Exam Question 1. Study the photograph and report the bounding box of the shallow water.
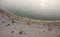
[0,0,60,21]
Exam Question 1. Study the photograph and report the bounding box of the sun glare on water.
[40,0,48,9]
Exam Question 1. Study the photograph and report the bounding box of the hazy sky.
[0,0,60,20]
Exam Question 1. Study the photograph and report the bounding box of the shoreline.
[0,8,60,25]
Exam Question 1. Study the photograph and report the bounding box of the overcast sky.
[0,0,60,20]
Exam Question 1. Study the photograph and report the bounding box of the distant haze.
[0,0,60,21]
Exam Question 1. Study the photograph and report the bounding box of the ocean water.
[0,0,60,21]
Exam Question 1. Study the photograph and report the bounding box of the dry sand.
[0,9,60,37]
